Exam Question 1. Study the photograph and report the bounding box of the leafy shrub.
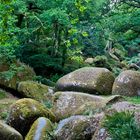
[34,75,55,86]
[0,90,6,99]
[49,73,63,83]
[0,112,8,120]
[17,45,64,78]
[125,96,140,104]
[43,100,53,109]
[128,56,140,64]
[103,111,140,140]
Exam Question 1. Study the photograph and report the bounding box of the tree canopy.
[1,0,140,81]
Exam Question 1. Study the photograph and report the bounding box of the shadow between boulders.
[0,84,24,98]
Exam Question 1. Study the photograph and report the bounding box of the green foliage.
[128,56,140,64]
[103,111,140,140]
[0,64,24,81]
[0,0,19,81]
[0,46,16,61]
[41,8,70,27]
[49,73,63,83]
[0,112,8,120]
[0,0,19,48]
[0,90,6,99]
[97,0,140,58]
[43,100,53,109]
[1,0,140,81]
[125,96,140,104]
[13,0,94,79]
[34,76,55,86]
[46,123,58,140]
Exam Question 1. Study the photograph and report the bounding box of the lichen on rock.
[17,81,53,102]
[55,114,104,140]
[52,91,122,121]
[55,67,115,95]
[112,70,140,96]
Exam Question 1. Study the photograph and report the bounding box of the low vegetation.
[103,111,140,140]
[125,96,140,104]
[0,90,7,99]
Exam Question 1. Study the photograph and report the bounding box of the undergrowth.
[103,111,140,140]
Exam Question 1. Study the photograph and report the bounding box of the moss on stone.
[112,70,140,96]
[7,98,55,136]
[17,81,53,102]
[0,60,36,90]
[95,71,115,95]
[25,117,53,140]
[56,67,115,95]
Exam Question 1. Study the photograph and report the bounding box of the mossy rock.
[0,121,23,140]
[17,81,53,102]
[0,60,36,90]
[52,91,122,121]
[25,117,53,140]
[112,70,140,96]
[92,55,111,69]
[85,58,94,64]
[0,98,18,121]
[55,114,103,140]
[6,98,55,137]
[55,67,115,95]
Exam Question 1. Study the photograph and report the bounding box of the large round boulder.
[55,114,104,140]
[0,121,23,140]
[17,81,53,102]
[55,67,114,95]
[25,117,53,140]
[112,70,140,96]
[6,98,55,136]
[53,91,122,121]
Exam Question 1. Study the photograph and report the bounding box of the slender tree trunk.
[52,22,59,56]
[62,29,68,67]
[16,14,24,27]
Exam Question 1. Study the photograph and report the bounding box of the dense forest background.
[1,0,140,83]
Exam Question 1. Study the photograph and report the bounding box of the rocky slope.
[0,65,140,140]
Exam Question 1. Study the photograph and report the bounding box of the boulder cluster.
[0,66,140,140]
